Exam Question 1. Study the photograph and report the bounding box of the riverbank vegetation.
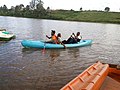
[0,0,120,24]
[48,10,120,24]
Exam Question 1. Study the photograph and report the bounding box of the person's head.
[57,33,61,37]
[51,30,56,36]
[76,32,80,36]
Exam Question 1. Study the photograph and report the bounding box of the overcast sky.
[0,0,120,12]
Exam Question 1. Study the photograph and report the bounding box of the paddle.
[42,42,46,54]
[61,42,66,49]
[42,35,50,53]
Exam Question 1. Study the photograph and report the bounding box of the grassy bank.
[47,10,120,24]
[1,10,120,24]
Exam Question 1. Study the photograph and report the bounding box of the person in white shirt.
[57,33,66,48]
[75,32,82,42]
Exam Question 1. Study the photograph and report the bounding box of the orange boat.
[61,61,120,90]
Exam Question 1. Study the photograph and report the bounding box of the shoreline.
[1,11,120,24]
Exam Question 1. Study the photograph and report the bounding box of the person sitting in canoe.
[46,30,58,44]
[74,32,82,42]
[62,32,82,44]
[57,33,66,48]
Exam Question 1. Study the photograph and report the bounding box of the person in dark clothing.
[62,32,82,44]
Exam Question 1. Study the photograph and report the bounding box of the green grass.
[1,10,120,24]
[48,10,120,24]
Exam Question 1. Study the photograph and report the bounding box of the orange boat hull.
[61,61,120,90]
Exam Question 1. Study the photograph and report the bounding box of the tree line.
[0,0,111,19]
[0,0,50,18]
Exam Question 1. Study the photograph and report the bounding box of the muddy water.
[0,16,120,90]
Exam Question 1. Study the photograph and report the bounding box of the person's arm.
[46,35,51,39]
[72,33,76,37]
[60,42,66,49]
[72,33,78,42]
[81,36,82,39]
[58,37,66,49]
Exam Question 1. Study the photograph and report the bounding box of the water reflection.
[0,41,8,46]
[22,48,39,54]
[49,49,60,61]
[67,48,80,58]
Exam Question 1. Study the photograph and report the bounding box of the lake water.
[0,16,120,90]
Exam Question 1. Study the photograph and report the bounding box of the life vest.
[52,35,58,44]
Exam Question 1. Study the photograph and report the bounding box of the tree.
[11,6,15,10]
[46,6,51,13]
[80,7,82,11]
[29,0,46,18]
[37,0,44,5]
[104,7,110,12]
[19,4,24,10]
[2,5,8,12]
[9,6,15,15]
[25,5,30,11]
[70,9,74,11]
[15,5,20,12]
[36,1,44,11]
[30,0,44,10]
[30,0,35,10]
